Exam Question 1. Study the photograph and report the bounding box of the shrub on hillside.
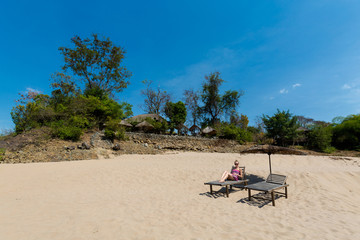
[145,117,168,134]
[104,118,128,141]
[0,148,5,162]
[10,34,133,141]
[51,122,83,141]
[307,125,333,152]
[220,124,252,144]
[104,129,116,141]
[332,115,360,150]
[11,94,54,133]
[323,146,336,154]
[11,88,132,140]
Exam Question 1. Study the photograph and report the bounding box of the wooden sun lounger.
[204,167,248,197]
[245,174,289,206]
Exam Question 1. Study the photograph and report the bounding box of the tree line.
[262,110,360,152]
[9,34,360,152]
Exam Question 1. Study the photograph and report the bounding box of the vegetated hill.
[0,127,358,164]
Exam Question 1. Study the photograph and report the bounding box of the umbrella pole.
[268,153,272,175]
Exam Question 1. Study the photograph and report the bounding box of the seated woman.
[219,160,243,182]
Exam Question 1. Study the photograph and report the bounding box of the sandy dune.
[0,152,359,240]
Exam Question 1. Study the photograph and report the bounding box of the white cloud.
[342,84,351,90]
[292,83,301,88]
[280,88,288,94]
[26,88,41,94]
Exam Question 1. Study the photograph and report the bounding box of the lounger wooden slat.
[245,173,289,206]
[204,179,249,197]
[204,167,248,197]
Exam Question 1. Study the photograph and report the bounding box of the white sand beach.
[0,152,359,240]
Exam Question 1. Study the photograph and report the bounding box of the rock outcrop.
[0,130,250,164]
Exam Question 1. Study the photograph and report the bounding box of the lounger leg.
[248,189,251,201]
[226,185,229,197]
[285,187,288,199]
[210,185,213,195]
[271,192,275,206]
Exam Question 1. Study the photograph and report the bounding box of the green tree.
[332,114,360,150]
[11,90,54,133]
[239,114,249,129]
[220,123,252,144]
[50,72,80,112]
[307,125,333,152]
[11,35,133,139]
[145,117,168,134]
[201,72,243,125]
[230,112,249,129]
[262,109,299,146]
[104,118,128,142]
[165,101,187,134]
[59,34,131,96]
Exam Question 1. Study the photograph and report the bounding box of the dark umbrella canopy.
[240,145,307,174]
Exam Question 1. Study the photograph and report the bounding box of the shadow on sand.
[237,192,286,208]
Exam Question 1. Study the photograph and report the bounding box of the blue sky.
[1,0,360,130]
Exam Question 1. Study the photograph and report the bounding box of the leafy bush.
[221,124,238,140]
[69,115,90,129]
[51,121,83,141]
[0,148,5,161]
[165,101,187,134]
[104,129,116,141]
[115,128,128,141]
[84,84,107,100]
[262,109,299,146]
[10,35,133,141]
[307,126,333,152]
[220,124,252,144]
[104,118,128,141]
[145,117,168,134]
[237,129,252,144]
[323,146,336,154]
[11,104,37,134]
[332,115,360,150]
[56,126,83,141]
[11,85,132,140]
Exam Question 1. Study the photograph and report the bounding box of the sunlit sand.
[0,152,359,240]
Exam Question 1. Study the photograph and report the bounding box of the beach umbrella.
[240,145,306,174]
